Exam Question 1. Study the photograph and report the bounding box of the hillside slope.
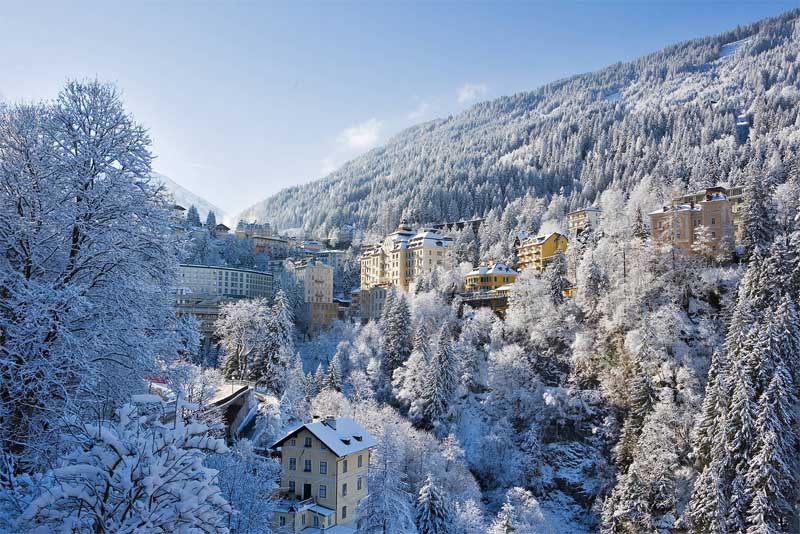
[238,9,799,235]
[152,172,227,220]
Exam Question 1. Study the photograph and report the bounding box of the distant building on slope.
[567,207,602,238]
[213,223,230,238]
[286,259,338,335]
[464,261,518,292]
[270,416,376,533]
[649,186,738,256]
[514,232,569,273]
[359,220,452,292]
[175,264,273,344]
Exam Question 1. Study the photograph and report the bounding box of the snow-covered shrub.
[21,397,231,533]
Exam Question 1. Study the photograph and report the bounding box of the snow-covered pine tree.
[415,473,453,534]
[314,364,326,394]
[357,424,415,534]
[545,249,569,305]
[740,169,775,260]
[186,204,202,227]
[488,502,516,534]
[420,325,458,430]
[205,210,217,231]
[326,351,344,392]
[744,367,797,533]
[381,288,412,388]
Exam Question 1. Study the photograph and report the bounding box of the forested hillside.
[239,9,800,236]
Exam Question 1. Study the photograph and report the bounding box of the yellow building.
[649,186,736,256]
[287,259,338,335]
[567,207,601,238]
[360,220,452,292]
[464,262,518,292]
[271,417,376,533]
[514,232,569,273]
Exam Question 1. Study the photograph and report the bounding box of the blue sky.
[0,1,795,215]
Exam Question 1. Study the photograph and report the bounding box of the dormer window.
[341,438,351,445]
[353,435,362,441]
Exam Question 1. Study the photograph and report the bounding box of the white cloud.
[457,82,488,104]
[338,118,383,150]
[407,100,431,121]
[320,157,338,176]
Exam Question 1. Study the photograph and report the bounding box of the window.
[290,438,296,446]
[304,437,312,448]
[357,477,363,491]
[288,480,295,492]
[320,461,328,474]
[302,515,306,526]
[358,455,363,468]
[280,517,286,527]
[289,458,296,471]
[342,506,347,519]
[304,459,312,472]
[314,515,319,527]
[711,217,716,224]
[319,485,327,499]
[343,460,348,473]
[342,483,348,496]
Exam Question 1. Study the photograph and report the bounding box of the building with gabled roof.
[514,232,568,273]
[464,261,518,292]
[567,206,601,238]
[270,416,376,533]
[649,186,737,256]
[359,220,452,292]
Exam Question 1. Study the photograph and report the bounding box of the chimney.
[324,416,337,430]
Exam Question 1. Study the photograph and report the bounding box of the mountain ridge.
[238,9,800,235]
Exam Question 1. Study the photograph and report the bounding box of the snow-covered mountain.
[238,9,799,235]
[152,172,226,221]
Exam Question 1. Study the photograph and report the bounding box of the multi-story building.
[360,221,452,292]
[649,186,737,255]
[464,261,518,292]
[316,249,346,269]
[175,264,273,341]
[235,220,272,240]
[353,286,387,323]
[514,232,569,273]
[213,223,230,238]
[460,284,514,318]
[271,417,376,533]
[666,185,744,241]
[287,260,338,335]
[235,220,291,258]
[567,207,602,238]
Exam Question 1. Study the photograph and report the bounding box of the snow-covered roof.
[567,206,601,216]
[495,284,515,292]
[467,262,518,277]
[407,228,452,249]
[520,232,564,246]
[649,204,701,216]
[271,417,377,457]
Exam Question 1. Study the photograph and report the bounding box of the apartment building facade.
[649,186,736,255]
[464,261,518,292]
[271,417,376,533]
[175,264,273,340]
[514,232,569,273]
[359,220,452,292]
[567,207,602,238]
